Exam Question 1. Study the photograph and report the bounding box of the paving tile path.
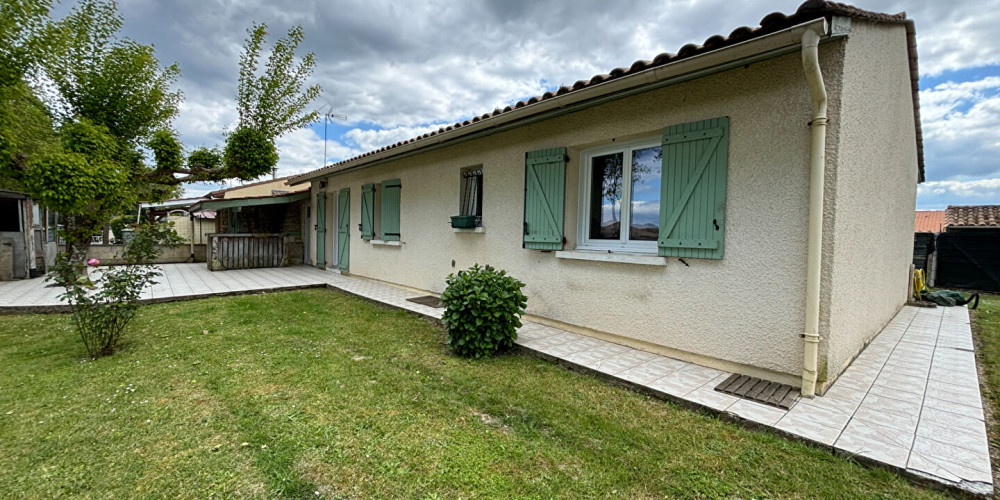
[0,264,991,496]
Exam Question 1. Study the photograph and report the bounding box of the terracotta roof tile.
[914,210,945,233]
[945,205,1000,228]
[295,0,922,183]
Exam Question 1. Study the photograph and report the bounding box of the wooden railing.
[207,233,294,271]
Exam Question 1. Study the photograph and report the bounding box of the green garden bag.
[920,290,980,309]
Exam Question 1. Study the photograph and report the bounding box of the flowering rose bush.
[49,221,182,358]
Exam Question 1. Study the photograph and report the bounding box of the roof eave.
[188,192,310,212]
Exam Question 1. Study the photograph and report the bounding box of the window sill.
[554,250,666,266]
[371,239,401,247]
[452,227,485,233]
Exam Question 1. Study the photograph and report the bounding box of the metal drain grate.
[406,295,445,308]
[715,374,799,409]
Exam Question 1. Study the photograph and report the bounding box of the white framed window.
[577,138,662,253]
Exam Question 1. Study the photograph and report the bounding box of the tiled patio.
[0,264,991,495]
[0,264,334,312]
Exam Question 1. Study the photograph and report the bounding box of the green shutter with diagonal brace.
[380,179,401,241]
[658,117,729,259]
[315,192,326,267]
[523,147,566,250]
[361,183,375,240]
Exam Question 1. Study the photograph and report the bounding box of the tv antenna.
[319,103,347,169]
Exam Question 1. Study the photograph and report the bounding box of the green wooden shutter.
[361,183,375,240]
[658,116,729,259]
[380,179,401,241]
[338,188,350,272]
[315,192,326,267]
[523,147,566,250]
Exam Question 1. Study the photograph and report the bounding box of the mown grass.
[971,292,1000,491]
[0,289,947,498]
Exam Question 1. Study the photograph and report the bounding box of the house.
[138,197,215,243]
[936,205,1000,292]
[132,177,311,267]
[0,190,58,280]
[290,1,921,396]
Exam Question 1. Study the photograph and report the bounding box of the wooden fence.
[207,233,293,271]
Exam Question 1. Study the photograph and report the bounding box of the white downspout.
[801,24,827,398]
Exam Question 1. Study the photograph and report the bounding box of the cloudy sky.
[110,0,1000,209]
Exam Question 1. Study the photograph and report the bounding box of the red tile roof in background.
[914,211,944,233]
[945,205,1000,228]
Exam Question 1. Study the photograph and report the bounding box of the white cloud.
[275,128,363,176]
[343,124,445,151]
[172,93,237,148]
[919,77,1000,122]
[109,0,1000,208]
[901,4,1000,76]
[917,179,1000,209]
[178,182,222,199]
[919,178,1000,197]
[919,75,1000,182]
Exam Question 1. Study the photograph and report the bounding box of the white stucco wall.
[821,20,918,388]
[305,43,859,383]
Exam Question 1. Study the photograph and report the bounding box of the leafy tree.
[23,119,129,260]
[2,0,180,259]
[0,0,53,87]
[0,81,60,187]
[223,23,321,177]
[1,0,322,262]
[235,24,321,138]
[147,23,322,185]
[222,127,278,180]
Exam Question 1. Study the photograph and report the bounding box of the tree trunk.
[63,214,93,267]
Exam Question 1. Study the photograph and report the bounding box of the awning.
[187,192,309,212]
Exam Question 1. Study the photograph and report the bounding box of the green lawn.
[0,289,946,499]
[971,293,1000,489]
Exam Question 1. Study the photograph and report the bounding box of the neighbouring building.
[0,190,59,281]
[290,1,922,395]
[135,176,310,266]
[206,175,308,200]
[935,205,1000,292]
[912,210,944,282]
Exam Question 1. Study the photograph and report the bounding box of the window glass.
[460,168,483,224]
[629,146,662,241]
[588,152,623,240]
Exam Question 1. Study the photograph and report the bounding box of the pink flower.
[87,258,100,266]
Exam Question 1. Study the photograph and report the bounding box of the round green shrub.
[440,264,527,358]
[223,126,278,180]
